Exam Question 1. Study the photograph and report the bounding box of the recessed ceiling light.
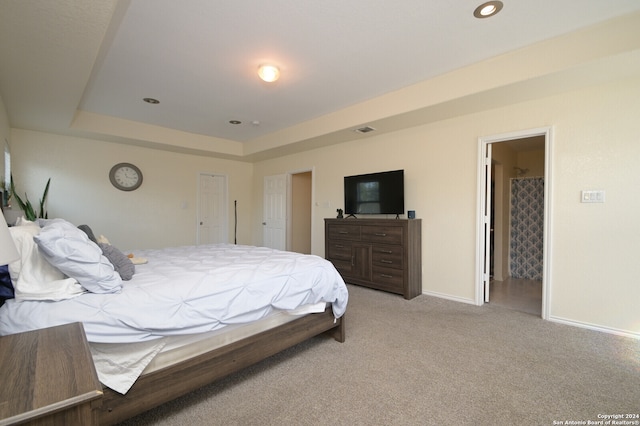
[257,64,280,82]
[474,1,503,18]
[143,97,159,104]
[229,120,242,125]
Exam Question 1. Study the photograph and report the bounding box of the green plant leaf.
[10,176,51,221]
[38,178,51,219]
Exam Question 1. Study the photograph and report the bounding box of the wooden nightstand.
[0,322,103,426]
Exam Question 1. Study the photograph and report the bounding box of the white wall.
[0,96,9,189]
[252,75,640,337]
[9,129,253,250]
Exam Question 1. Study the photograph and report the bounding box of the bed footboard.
[98,311,345,425]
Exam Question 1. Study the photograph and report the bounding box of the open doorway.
[476,127,552,319]
[290,171,312,254]
[490,137,544,315]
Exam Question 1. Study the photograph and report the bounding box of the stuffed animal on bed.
[95,233,148,265]
[78,224,136,280]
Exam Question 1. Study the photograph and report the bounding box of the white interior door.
[198,173,227,244]
[482,143,492,302]
[263,174,288,250]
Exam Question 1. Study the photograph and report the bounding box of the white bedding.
[0,244,349,343]
[89,302,326,394]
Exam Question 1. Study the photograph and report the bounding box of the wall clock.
[109,163,143,191]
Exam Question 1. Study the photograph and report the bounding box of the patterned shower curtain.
[509,177,544,280]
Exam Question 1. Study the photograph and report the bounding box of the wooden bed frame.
[98,310,345,425]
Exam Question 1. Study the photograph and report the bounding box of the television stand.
[325,218,422,299]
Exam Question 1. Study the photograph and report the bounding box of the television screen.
[344,170,404,216]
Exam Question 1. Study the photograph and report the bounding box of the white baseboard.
[548,315,640,340]
[422,291,639,339]
[421,290,476,305]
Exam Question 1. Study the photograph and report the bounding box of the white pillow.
[34,220,122,294]
[8,224,85,301]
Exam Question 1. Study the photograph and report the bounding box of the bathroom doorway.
[476,127,552,318]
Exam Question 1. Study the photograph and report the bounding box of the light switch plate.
[581,190,605,203]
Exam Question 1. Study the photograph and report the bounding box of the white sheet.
[0,244,349,343]
[8,223,85,301]
[89,302,327,394]
[90,338,166,394]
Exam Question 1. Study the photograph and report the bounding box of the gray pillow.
[78,224,97,243]
[98,242,135,281]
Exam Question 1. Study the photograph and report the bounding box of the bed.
[0,219,348,425]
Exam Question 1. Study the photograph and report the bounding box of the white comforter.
[0,244,348,343]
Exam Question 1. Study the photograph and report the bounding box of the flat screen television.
[344,169,404,216]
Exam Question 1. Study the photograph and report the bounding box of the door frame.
[288,168,314,254]
[475,127,553,320]
[286,167,314,252]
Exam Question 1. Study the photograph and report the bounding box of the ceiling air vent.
[354,126,376,134]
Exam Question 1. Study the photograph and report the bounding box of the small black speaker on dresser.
[408,210,416,219]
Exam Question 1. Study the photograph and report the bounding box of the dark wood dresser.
[0,322,103,426]
[325,218,422,299]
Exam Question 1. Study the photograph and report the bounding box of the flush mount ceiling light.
[474,1,503,18]
[257,64,280,82]
[143,97,159,104]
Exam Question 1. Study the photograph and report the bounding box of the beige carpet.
[117,284,639,426]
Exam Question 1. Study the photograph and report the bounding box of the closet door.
[198,173,227,244]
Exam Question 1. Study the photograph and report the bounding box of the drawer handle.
[374,233,387,237]
[380,274,393,279]
[338,231,349,234]
[335,244,345,248]
[379,249,393,254]
[381,259,393,264]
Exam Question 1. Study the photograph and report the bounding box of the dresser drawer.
[327,240,352,261]
[361,225,403,245]
[331,259,355,278]
[371,245,403,269]
[328,224,361,241]
[371,265,404,290]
